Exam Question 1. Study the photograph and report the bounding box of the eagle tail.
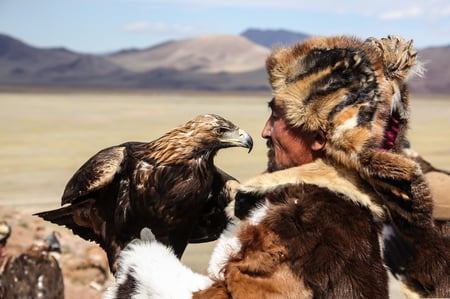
[34,201,102,245]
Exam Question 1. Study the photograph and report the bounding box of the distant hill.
[0,31,449,94]
[0,34,129,88]
[105,35,270,74]
[0,33,270,91]
[241,28,310,48]
[408,46,450,94]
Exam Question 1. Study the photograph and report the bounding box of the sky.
[1,0,450,54]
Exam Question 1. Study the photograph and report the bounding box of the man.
[104,35,449,298]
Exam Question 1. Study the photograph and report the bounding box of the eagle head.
[150,114,253,164]
[190,114,253,152]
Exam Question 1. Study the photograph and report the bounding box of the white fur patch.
[332,111,358,141]
[387,272,421,299]
[208,221,242,280]
[104,241,212,299]
[407,59,425,81]
[247,200,270,226]
[391,84,402,115]
[208,201,270,280]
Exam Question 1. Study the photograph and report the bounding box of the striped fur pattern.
[266,35,422,153]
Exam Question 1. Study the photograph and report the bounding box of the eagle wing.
[62,145,126,205]
[188,167,236,243]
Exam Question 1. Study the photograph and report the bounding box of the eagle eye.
[214,127,228,135]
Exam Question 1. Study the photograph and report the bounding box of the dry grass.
[0,90,449,277]
[0,90,271,211]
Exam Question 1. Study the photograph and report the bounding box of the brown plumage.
[0,232,64,299]
[35,114,253,272]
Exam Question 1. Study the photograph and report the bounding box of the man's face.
[262,101,319,172]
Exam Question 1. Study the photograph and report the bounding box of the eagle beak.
[221,129,253,153]
[238,129,253,153]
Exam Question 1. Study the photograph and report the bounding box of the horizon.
[1,0,450,54]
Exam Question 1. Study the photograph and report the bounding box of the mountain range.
[0,29,449,94]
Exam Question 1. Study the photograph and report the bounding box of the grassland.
[1,90,449,275]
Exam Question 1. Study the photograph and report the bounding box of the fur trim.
[208,201,271,280]
[239,158,385,220]
[207,220,242,280]
[103,240,212,299]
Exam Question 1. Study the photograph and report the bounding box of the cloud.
[435,5,450,16]
[378,7,423,20]
[123,21,197,35]
[131,0,450,19]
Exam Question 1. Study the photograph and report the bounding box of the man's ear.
[311,130,326,151]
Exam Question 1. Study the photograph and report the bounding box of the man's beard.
[266,139,291,172]
[266,139,284,173]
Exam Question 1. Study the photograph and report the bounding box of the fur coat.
[104,159,389,299]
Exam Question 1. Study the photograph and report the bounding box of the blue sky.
[1,0,450,54]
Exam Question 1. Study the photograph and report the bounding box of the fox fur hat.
[267,35,423,155]
[266,35,432,228]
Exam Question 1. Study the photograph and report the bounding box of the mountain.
[0,31,449,94]
[241,28,310,48]
[105,35,270,74]
[0,33,270,90]
[408,46,450,94]
[0,34,129,88]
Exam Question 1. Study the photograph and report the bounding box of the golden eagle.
[35,114,253,272]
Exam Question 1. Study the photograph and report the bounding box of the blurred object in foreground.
[0,231,64,299]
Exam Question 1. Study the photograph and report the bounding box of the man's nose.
[261,119,271,139]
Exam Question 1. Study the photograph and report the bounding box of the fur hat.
[266,35,423,154]
[266,35,432,228]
